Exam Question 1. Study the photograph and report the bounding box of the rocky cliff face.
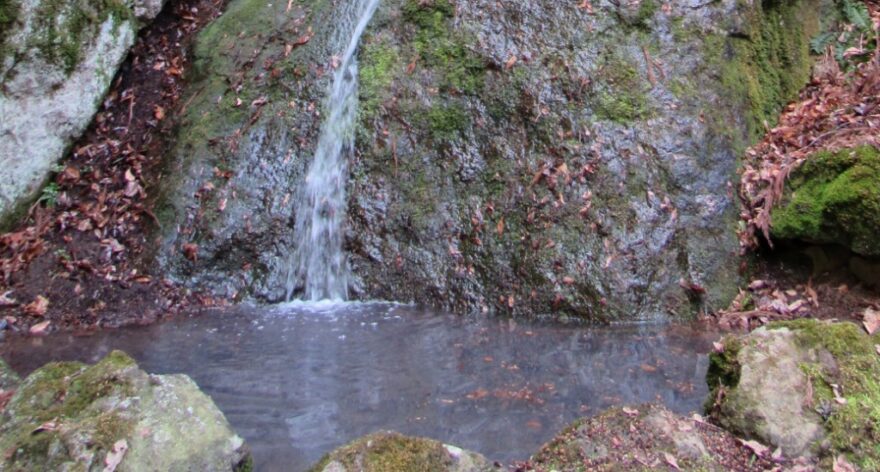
[0,0,165,226]
[157,0,826,320]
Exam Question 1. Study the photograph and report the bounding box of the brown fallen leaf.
[663,452,680,470]
[32,421,59,435]
[154,105,165,121]
[24,296,49,317]
[496,217,505,236]
[863,307,880,335]
[739,438,769,457]
[0,291,17,307]
[182,243,199,262]
[29,320,50,336]
[504,55,517,70]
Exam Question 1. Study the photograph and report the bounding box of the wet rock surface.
[309,431,495,472]
[155,0,828,321]
[0,350,250,471]
[0,0,166,225]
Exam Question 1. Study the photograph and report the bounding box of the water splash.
[287,0,380,301]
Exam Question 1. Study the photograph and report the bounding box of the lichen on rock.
[771,145,880,256]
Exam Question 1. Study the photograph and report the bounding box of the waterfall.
[287,0,380,301]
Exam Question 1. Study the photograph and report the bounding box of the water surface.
[1,303,719,471]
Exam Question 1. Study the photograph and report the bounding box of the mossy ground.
[772,145,880,256]
[590,52,651,123]
[308,432,454,472]
[0,0,19,58]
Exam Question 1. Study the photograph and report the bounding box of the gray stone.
[708,327,825,458]
[0,0,165,226]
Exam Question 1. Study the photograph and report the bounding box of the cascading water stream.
[287,0,380,302]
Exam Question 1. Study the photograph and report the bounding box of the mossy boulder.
[528,404,773,471]
[707,320,880,469]
[0,0,166,227]
[0,350,250,471]
[771,145,880,256]
[308,431,494,472]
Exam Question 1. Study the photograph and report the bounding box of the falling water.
[287,0,381,301]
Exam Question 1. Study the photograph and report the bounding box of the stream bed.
[0,303,720,470]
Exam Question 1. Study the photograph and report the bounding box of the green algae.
[771,146,880,256]
[427,102,468,140]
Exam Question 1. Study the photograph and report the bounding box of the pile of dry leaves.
[739,12,880,250]
[0,0,226,334]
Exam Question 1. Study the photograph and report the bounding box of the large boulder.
[771,145,880,256]
[308,431,494,472]
[0,0,166,226]
[706,320,880,469]
[0,350,251,471]
[526,404,773,471]
[155,0,828,320]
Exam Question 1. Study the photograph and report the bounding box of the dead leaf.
[24,296,49,317]
[863,307,880,335]
[0,291,17,307]
[504,55,517,70]
[32,421,59,435]
[153,105,165,121]
[496,217,505,236]
[182,243,199,262]
[29,320,50,336]
[663,452,680,470]
[622,407,638,417]
[103,439,128,472]
[739,439,769,457]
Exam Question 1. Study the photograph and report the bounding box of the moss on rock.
[308,431,492,472]
[705,0,821,146]
[0,351,250,471]
[708,320,880,469]
[771,145,880,256]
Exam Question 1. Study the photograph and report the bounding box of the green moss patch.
[308,432,455,472]
[359,34,400,122]
[403,0,486,94]
[767,320,880,469]
[710,0,820,143]
[771,145,880,256]
[590,52,651,123]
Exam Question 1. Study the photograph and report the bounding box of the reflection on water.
[0,303,720,471]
